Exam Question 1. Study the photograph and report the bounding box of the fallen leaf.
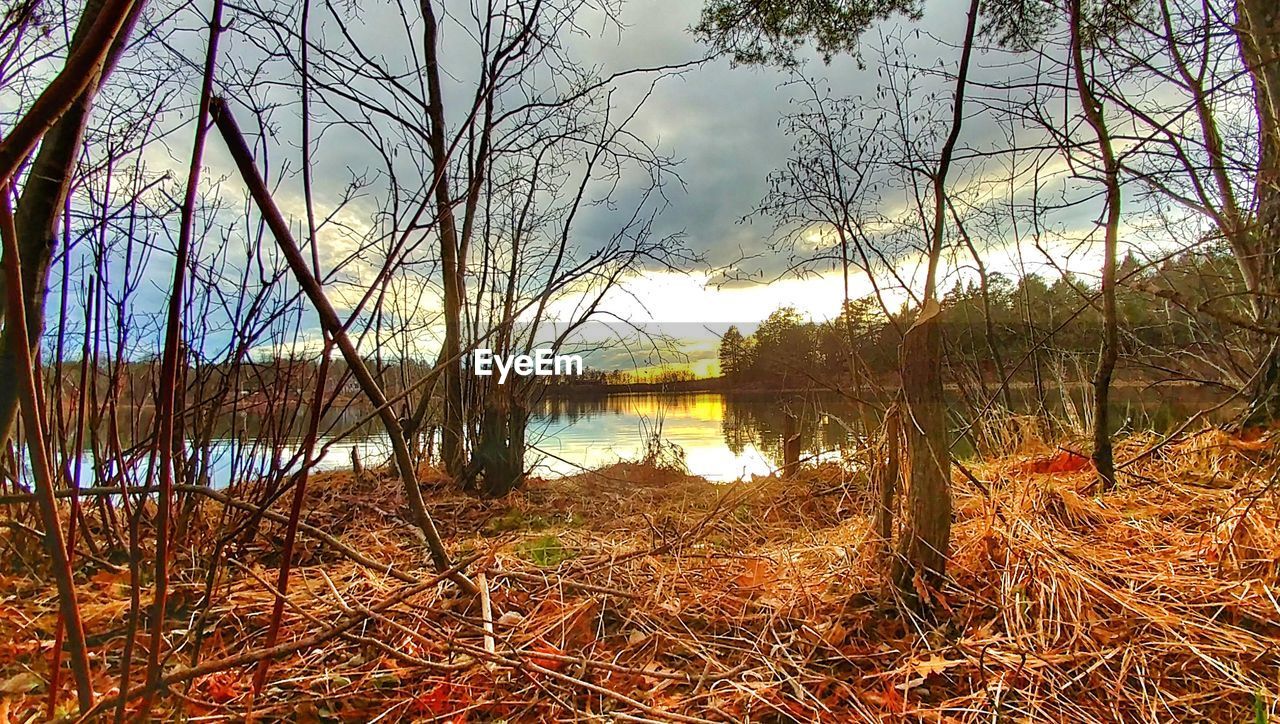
[733,559,773,589]
[0,672,42,694]
[913,653,965,677]
[199,672,239,703]
[1019,450,1091,475]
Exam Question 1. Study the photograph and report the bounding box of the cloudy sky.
[42,0,1161,372]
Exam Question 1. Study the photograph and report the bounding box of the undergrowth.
[0,427,1277,722]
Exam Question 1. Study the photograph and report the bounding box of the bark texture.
[892,308,952,602]
[1237,0,1280,424]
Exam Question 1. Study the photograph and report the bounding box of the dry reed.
[0,428,1277,722]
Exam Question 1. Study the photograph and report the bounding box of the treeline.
[721,248,1248,393]
[544,367,699,389]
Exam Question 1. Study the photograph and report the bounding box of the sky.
[30,0,1182,373]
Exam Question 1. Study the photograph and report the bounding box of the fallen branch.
[208,96,476,596]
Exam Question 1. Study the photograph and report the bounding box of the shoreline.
[544,376,1228,397]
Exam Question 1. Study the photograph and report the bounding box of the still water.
[169,392,867,486]
[528,392,870,479]
[517,388,1224,479]
[119,388,1227,487]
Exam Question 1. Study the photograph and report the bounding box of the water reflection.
[529,392,874,480]
[526,386,1234,480]
[40,388,1235,489]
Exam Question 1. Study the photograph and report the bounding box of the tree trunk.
[210,97,476,596]
[1236,0,1280,425]
[1070,0,1121,492]
[892,310,952,602]
[138,1,222,716]
[0,0,142,450]
[421,0,468,480]
[0,191,96,717]
[781,412,801,476]
[873,401,901,558]
[886,0,978,608]
[952,201,1014,411]
[471,393,528,498]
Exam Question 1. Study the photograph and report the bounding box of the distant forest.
[718,248,1248,396]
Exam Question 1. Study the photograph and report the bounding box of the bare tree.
[696,0,990,606]
[1068,0,1122,491]
[0,0,144,451]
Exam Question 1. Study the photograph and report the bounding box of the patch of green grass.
[517,535,576,567]
[487,508,540,534]
[487,508,585,534]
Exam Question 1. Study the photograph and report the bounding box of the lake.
[103,386,1228,488]
[154,392,866,487]
[527,392,872,479]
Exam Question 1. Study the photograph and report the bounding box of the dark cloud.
[60,0,1099,363]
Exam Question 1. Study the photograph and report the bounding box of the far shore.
[543,375,1228,397]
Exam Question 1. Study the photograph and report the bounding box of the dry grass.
[1,428,1278,722]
